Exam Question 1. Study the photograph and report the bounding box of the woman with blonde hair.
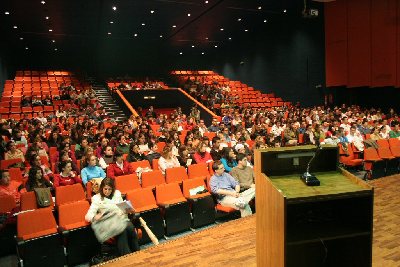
[158,146,180,174]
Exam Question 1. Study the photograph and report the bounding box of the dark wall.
[210,15,326,107]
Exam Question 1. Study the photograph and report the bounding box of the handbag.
[33,187,52,207]
[91,211,129,243]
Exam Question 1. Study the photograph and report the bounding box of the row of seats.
[14,70,72,76]
[171,70,216,75]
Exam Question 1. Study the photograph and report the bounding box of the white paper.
[116,200,134,212]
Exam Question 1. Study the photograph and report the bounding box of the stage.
[101,174,400,267]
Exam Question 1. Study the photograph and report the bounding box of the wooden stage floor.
[102,174,400,267]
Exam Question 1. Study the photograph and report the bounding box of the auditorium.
[0,0,399,266]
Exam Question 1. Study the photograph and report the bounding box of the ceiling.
[0,0,320,56]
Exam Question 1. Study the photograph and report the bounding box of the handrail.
[115,89,139,117]
[177,88,220,120]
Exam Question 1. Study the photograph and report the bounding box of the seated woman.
[55,151,80,174]
[85,178,139,256]
[193,142,213,164]
[4,141,25,167]
[98,145,114,170]
[116,135,130,155]
[220,147,238,173]
[107,152,134,179]
[81,155,106,186]
[53,161,82,187]
[127,143,146,163]
[176,145,193,168]
[26,166,53,192]
[158,146,181,175]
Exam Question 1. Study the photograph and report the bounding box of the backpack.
[34,188,52,207]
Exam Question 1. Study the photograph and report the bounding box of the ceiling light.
[187,13,191,16]
[13,26,17,29]
[264,19,267,23]
[110,21,114,24]
[54,48,58,51]
[238,18,242,21]
[220,28,224,31]
[205,37,209,40]
[41,1,46,4]
[5,11,10,15]
[258,6,262,10]
[25,47,29,50]
[283,9,287,13]
[134,33,138,37]
[108,32,111,35]
[20,37,23,40]
[245,29,248,32]
[141,23,145,26]
[52,40,55,43]
[172,25,176,28]
[214,45,218,48]
[201,52,205,55]
[150,10,155,14]
[205,1,208,3]
[191,45,195,48]
[45,16,49,19]
[228,37,232,40]
[179,52,183,55]
[159,35,163,38]
[112,6,117,11]
[49,29,53,32]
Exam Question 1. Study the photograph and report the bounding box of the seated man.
[230,153,255,192]
[209,161,255,217]
[0,170,25,206]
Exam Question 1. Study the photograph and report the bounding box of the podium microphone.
[300,143,322,186]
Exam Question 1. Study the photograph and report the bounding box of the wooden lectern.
[255,145,373,267]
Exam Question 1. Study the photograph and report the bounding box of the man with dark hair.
[145,143,161,164]
[209,160,255,217]
[389,123,400,139]
[231,153,255,192]
[0,170,25,206]
[210,136,222,161]
[207,118,220,133]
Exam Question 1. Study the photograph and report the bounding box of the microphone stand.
[300,144,321,186]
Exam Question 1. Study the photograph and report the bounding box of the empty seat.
[187,163,210,180]
[165,166,188,184]
[58,200,100,266]
[0,195,16,213]
[182,178,215,228]
[363,147,385,179]
[130,160,151,172]
[55,183,86,207]
[377,147,399,176]
[155,183,191,236]
[17,208,65,267]
[141,170,165,189]
[338,143,363,168]
[20,191,54,211]
[115,173,141,195]
[126,188,164,244]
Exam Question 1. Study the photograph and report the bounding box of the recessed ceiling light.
[13,26,17,29]
[238,18,242,21]
[52,40,55,43]
[228,37,232,40]
[110,21,114,24]
[245,29,248,32]
[150,10,155,14]
[41,1,46,4]
[134,33,138,37]
[5,11,10,15]
[179,52,183,55]
[172,25,176,28]
[220,28,224,31]
[214,45,218,48]
[205,37,209,40]
[54,48,58,51]
[25,47,29,50]
[191,45,195,48]
[201,52,205,55]
[49,29,53,32]
[45,16,49,19]
[112,6,117,11]
[141,23,145,26]
[205,1,208,3]
[20,37,23,40]
[258,6,262,10]
[264,19,267,23]
[187,13,191,16]
[283,9,287,13]
[159,35,163,38]
[108,32,111,35]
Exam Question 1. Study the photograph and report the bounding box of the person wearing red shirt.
[193,141,213,164]
[53,161,82,187]
[0,170,25,206]
[107,152,134,179]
